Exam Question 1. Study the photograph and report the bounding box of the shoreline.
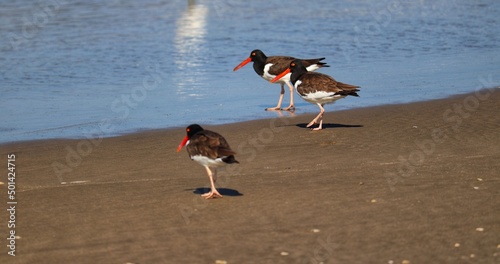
[1,88,499,263]
[2,88,497,146]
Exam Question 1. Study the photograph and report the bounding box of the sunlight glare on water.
[0,0,499,143]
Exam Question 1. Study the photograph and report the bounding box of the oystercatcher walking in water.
[177,124,239,199]
[233,49,329,111]
[271,59,360,131]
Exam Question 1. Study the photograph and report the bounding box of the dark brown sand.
[1,88,499,264]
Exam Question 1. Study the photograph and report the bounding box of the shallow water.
[1,0,499,143]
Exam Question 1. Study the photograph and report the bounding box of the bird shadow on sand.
[190,188,244,197]
[295,123,363,129]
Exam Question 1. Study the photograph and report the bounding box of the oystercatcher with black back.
[177,124,239,199]
[271,59,360,130]
[233,49,329,111]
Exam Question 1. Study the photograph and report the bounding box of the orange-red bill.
[270,68,291,83]
[176,135,189,152]
[233,57,252,71]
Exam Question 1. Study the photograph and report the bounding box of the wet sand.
[1,88,499,263]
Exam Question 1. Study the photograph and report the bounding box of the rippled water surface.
[1,0,499,143]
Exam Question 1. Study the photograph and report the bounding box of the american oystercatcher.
[177,124,239,199]
[271,59,360,131]
[233,49,329,111]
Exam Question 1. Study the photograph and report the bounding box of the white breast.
[294,80,302,90]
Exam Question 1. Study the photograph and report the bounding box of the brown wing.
[267,56,327,75]
[186,130,236,159]
[297,72,360,96]
[266,56,295,76]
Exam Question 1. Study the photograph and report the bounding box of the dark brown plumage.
[258,54,328,77]
[186,129,238,164]
[294,72,360,97]
[177,124,238,199]
[271,59,360,130]
[233,49,329,110]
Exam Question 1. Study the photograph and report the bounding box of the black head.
[289,59,307,72]
[185,124,204,138]
[287,59,308,84]
[249,49,267,61]
[234,49,267,72]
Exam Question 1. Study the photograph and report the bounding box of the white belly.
[295,81,345,104]
[191,155,227,167]
[301,91,345,104]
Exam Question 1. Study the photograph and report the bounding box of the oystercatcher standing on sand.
[177,124,239,199]
[233,49,329,111]
[271,59,360,131]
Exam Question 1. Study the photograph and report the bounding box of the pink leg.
[282,81,295,111]
[266,84,285,111]
[308,104,325,131]
[201,166,223,199]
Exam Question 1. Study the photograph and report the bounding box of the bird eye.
[291,63,295,67]
[186,128,190,132]
[251,52,256,56]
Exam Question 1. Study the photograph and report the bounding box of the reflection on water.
[173,1,209,100]
[174,0,208,70]
[1,0,499,143]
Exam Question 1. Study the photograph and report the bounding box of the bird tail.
[304,58,330,68]
[337,82,360,97]
[222,155,239,164]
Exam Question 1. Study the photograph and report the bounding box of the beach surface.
[1,89,499,263]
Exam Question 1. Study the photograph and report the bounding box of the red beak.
[233,57,252,71]
[176,135,189,152]
[270,68,291,83]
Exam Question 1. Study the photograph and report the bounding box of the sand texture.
[1,88,499,263]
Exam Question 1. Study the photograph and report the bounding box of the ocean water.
[1,0,499,143]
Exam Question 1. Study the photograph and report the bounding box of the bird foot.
[201,190,223,199]
[265,107,281,111]
[307,118,323,130]
[306,120,318,128]
[282,105,295,111]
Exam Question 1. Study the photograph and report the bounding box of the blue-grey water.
[1,0,499,143]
